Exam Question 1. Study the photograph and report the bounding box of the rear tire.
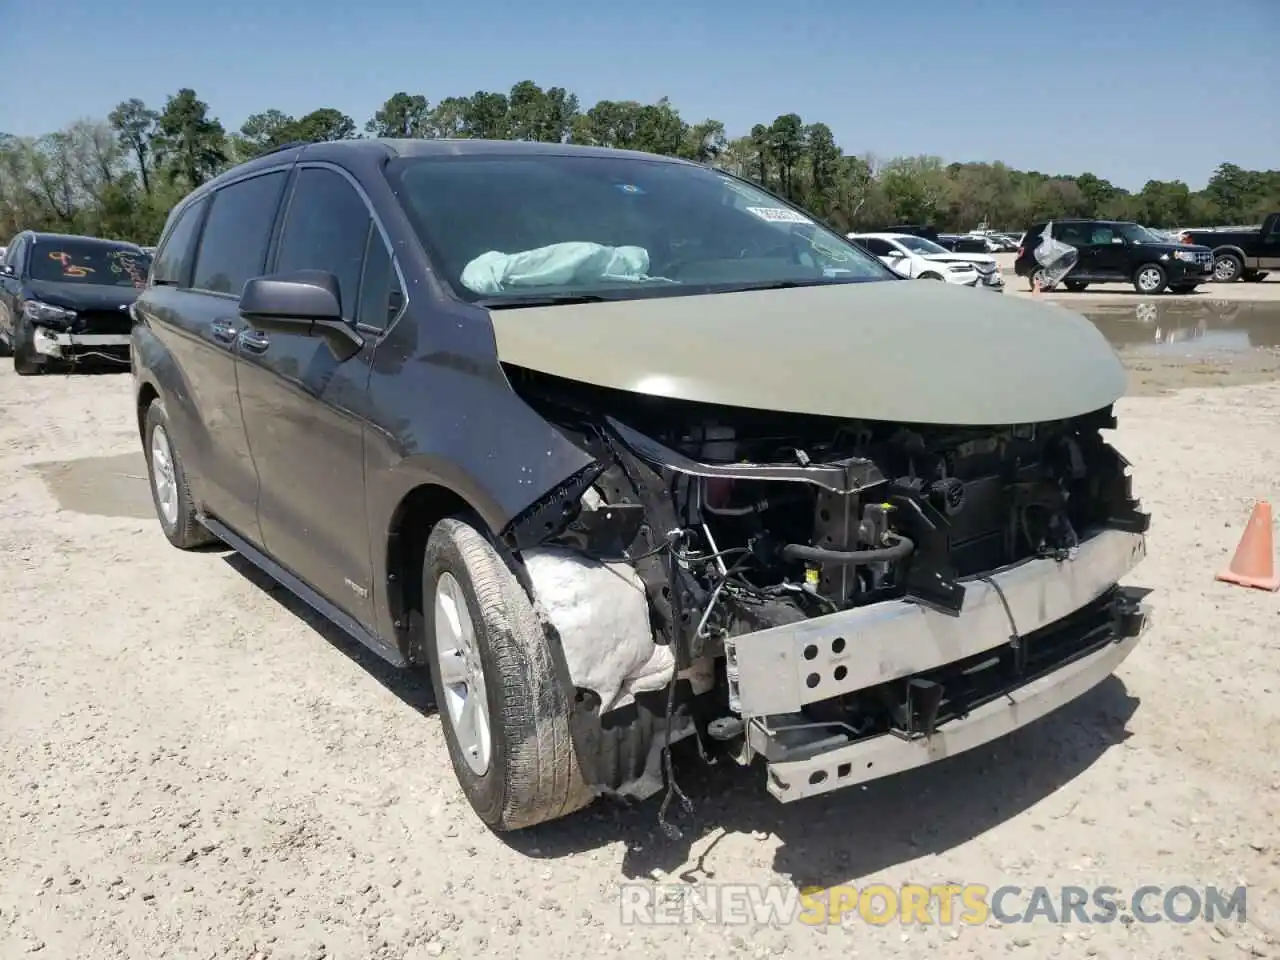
[424,516,594,831]
[143,399,218,549]
[1133,263,1167,295]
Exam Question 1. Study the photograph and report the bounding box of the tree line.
[2,82,1277,247]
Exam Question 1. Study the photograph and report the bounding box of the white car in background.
[848,232,1004,290]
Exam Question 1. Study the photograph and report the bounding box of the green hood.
[487,280,1127,426]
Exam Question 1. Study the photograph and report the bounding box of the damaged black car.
[1,231,151,374]
[131,138,1151,832]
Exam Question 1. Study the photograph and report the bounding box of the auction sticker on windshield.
[745,206,812,224]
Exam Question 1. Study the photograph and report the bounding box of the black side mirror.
[240,270,342,326]
[0,264,13,278]
[239,270,363,358]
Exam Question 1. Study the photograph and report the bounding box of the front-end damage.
[23,300,133,367]
[499,367,1151,815]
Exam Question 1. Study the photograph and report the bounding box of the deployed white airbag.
[1033,222,1080,290]
[461,241,654,294]
[522,545,674,714]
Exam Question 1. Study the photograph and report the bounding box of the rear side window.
[192,171,287,295]
[274,167,371,320]
[152,196,207,287]
[1089,224,1116,245]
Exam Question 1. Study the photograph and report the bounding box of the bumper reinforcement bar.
[762,599,1149,803]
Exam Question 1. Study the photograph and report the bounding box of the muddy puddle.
[1078,299,1280,395]
[33,451,154,519]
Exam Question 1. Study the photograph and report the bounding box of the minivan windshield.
[30,241,151,287]
[386,154,895,304]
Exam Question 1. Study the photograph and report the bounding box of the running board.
[199,515,407,668]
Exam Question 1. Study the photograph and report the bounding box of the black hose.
[780,533,915,566]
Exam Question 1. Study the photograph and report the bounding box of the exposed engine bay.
[501,366,1150,818]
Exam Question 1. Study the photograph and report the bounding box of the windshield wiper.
[716,277,879,293]
[476,293,624,309]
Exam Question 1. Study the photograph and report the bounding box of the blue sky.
[4,0,1275,190]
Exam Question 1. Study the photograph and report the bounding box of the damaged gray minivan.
[132,138,1151,832]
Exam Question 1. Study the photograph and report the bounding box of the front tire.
[1063,279,1089,292]
[1133,263,1167,295]
[143,399,218,549]
[424,516,593,831]
[918,272,945,281]
[1213,252,1243,283]
[12,317,42,375]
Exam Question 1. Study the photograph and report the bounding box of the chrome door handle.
[238,328,270,353]
[210,319,238,344]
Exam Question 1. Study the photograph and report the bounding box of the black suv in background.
[0,231,151,374]
[1015,219,1214,294]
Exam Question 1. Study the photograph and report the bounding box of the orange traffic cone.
[1216,501,1280,591]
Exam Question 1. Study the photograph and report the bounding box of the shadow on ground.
[507,676,1138,890]
[215,544,1138,890]
[220,551,437,716]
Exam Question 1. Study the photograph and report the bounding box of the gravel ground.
[2,341,1279,959]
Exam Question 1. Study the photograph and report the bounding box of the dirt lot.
[3,313,1280,958]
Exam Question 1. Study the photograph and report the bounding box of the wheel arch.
[384,481,494,667]
[1210,244,1247,261]
[131,324,209,482]
[136,379,160,443]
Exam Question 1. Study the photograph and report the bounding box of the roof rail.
[262,139,312,156]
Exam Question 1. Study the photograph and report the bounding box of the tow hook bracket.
[1110,591,1146,639]
[890,678,944,741]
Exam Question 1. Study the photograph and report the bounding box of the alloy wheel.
[433,572,492,776]
[150,425,179,528]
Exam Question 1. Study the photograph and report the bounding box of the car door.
[1088,224,1133,279]
[234,163,400,627]
[0,235,28,341]
[1053,222,1095,278]
[1261,217,1280,271]
[149,169,291,545]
